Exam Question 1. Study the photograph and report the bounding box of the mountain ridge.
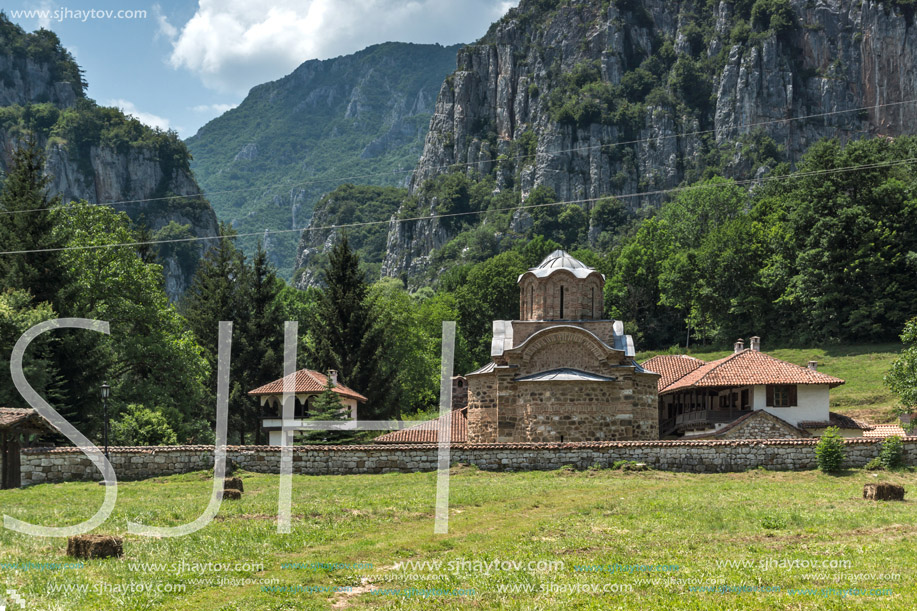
[372,0,917,285]
[185,41,463,280]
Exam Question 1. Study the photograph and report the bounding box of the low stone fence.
[16,437,917,486]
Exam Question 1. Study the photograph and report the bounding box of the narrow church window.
[590,287,595,318]
[530,285,534,318]
[559,286,565,319]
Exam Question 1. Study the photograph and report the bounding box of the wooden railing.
[675,410,745,427]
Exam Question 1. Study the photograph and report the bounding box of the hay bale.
[66,535,123,559]
[223,489,242,500]
[864,483,905,501]
[224,477,244,492]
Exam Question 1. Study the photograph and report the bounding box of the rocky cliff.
[186,42,462,281]
[0,17,218,299]
[294,184,406,288]
[381,0,917,282]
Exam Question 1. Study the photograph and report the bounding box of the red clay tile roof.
[798,412,874,431]
[641,355,706,392]
[663,350,844,393]
[248,369,368,402]
[374,409,467,444]
[0,408,53,431]
[862,424,908,438]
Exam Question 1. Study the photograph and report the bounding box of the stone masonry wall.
[467,407,497,443]
[718,412,807,439]
[17,438,917,486]
[511,319,616,347]
[520,272,604,321]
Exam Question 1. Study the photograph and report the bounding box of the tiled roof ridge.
[642,354,708,392]
[662,352,734,390]
[663,348,845,391]
[697,350,741,379]
[373,408,469,444]
[745,350,846,385]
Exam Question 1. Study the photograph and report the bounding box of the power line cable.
[2,154,914,256]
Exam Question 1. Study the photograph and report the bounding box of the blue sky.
[4,0,516,138]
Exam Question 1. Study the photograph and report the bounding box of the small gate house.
[248,369,367,445]
[0,408,56,488]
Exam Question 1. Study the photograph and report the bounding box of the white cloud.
[109,99,172,131]
[164,0,517,94]
[152,3,178,41]
[192,103,237,114]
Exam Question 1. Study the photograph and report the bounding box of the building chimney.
[328,370,338,385]
[808,361,818,371]
[734,338,744,353]
[750,336,761,352]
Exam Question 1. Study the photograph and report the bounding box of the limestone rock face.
[382,0,917,282]
[0,50,218,300]
[0,52,79,107]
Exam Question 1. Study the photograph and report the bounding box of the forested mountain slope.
[186,42,462,280]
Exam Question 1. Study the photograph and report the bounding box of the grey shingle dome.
[519,249,600,280]
[538,249,590,270]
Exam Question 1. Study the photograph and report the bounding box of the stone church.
[463,250,659,443]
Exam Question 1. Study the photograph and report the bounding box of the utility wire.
[1,154,914,256]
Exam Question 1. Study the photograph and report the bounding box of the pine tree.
[308,377,346,420]
[307,235,394,418]
[0,138,64,305]
[181,223,248,440]
[235,241,284,444]
[182,223,246,362]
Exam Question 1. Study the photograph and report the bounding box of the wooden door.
[1,432,21,489]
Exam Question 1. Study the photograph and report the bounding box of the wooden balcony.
[675,409,748,430]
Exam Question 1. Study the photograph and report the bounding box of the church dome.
[517,250,606,321]
[519,250,600,280]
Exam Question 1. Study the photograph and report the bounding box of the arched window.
[559,285,565,319]
[530,285,534,319]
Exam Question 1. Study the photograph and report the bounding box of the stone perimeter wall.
[16,438,917,486]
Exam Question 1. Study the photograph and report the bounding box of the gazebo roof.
[247,369,368,402]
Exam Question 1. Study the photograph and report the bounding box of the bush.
[750,0,795,34]
[879,435,904,470]
[865,457,884,471]
[110,404,178,446]
[815,427,846,473]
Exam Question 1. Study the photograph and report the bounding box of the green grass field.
[637,343,904,424]
[0,466,914,610]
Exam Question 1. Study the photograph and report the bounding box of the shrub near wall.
[16,438,917,486]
